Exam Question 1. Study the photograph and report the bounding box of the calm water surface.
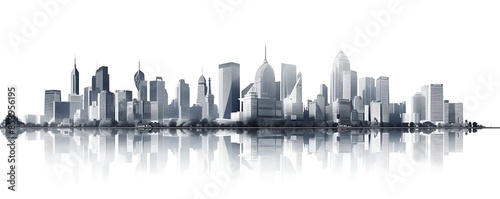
[1,128,499,198]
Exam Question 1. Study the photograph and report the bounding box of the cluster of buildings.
[26,47,464,126]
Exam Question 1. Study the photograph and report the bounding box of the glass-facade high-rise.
[115,90,132,122]
[218,62,240,119]
[177,79,190,120]
[281,63,297,101]
[376,76,390,123]
[44,90,61,123]
[71,57,79,95]
[358,77,376,107]
[91,66,110,105]
[330,51,350,103]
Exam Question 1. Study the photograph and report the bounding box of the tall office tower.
[197,74,207,106]
[98,90,115,120]
[91,66,110,105]
[342,70,357,100]
[115,90,132,122]
[412,92,426,122]
[150,77,168,121]
[241,87,258,121]
[82,87,92,120]
[203,78,216,120]
[451,103,463,124]
[218,62,240,119]
[283,72,303,120]
[358,77,376,106]
[177,79,190,120]
[330,51,350,103]
[71,56,79,95]
[138,80,148,101]
[370,101,382,123]
[240,83,254,111]
[443,100,450,123]
[134,61,145,92]
[44,90,61,123]
[316,94,326,122]
[423,84,444,123]
[376,76,390,123]
[281,63,297,101]
[421,85,429,120]
[320,84,328,104]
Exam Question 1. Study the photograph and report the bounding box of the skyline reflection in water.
[2,128,486,198]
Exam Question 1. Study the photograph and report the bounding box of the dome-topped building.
[254,45,276,100]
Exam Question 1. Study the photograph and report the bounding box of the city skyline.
[2,1,499,126]
[16,46,477,126]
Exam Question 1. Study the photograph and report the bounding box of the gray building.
[281,63,297,101]
[98,90,115,120]
[427,84,444,123]
[376,76,390,123]
[115,90,132,122]
[218,62,240,119]
[320,84,328,105]
[330,51,350,103]
[150,77,168,121]
[91,66,110,105]
[44,90,61,123]
[177,79,190,120]
[53,101,70,124]
[71,57,79,95]
[412,92,426,122]
[358,77,376,106]
[342,70,357,101]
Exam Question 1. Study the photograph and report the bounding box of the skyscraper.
[376,76,390,123]
[177,79,190,120]
[71,56,79,95]
[115,90,132,122]
[91,66,110,105]
[412,92,425,122]
[426,84,444,123]
[98,90,115,120]
[197,74,207,106]
[138,80,148,101]
[150,77,168,121]
[134,61,145,92]
[219,62,240,119]
[330,51,350,103]
[342,70,357,100]
[421,85,429,120]
[254,45,276,100]
[320,84,328,104]
[358,77,376,106]
[203,78,216,120]
[44,90,61,123]
[281,63,297,101]
[283,72,303,120]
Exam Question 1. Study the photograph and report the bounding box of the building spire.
[208,77,212,94]
[201,65,204,76]
[264,42,267,62]
[138,59,141,71]
[74,54,76,69]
